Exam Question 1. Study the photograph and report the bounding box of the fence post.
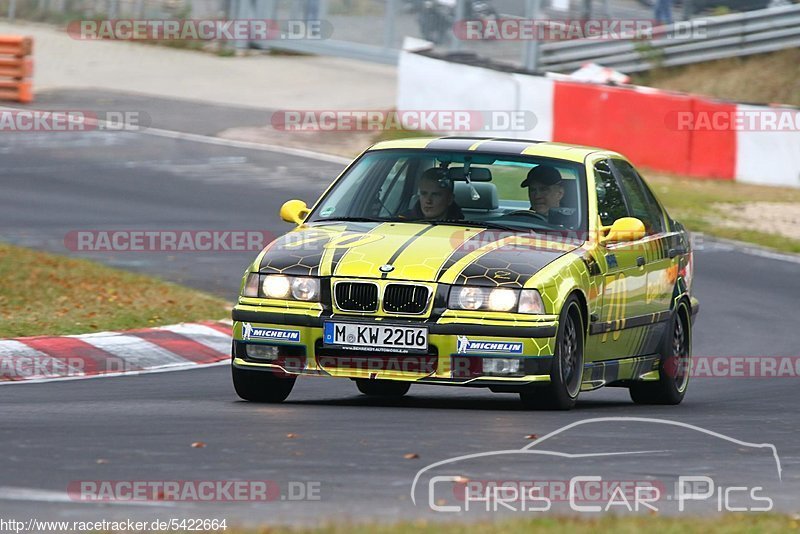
[8,0,17,21]
[384,0,397,50]
[522,0,541,72]
[449,0,467,51]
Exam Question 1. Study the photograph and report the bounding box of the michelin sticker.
[242,323,300,343]
[457,335,523,354]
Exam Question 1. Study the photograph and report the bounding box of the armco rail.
[539,4,800,74]
[0,35,33,103]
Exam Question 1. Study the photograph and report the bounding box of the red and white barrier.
[0,322,231,382]
[398,50,800,187]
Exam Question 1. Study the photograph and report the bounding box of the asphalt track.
[1,92,799,525]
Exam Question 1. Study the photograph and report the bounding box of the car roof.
[368,136,622,163]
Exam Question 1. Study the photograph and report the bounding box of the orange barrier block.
[0,35,34,103]
[0,35,33,56]
[0,80,32,103]
[0,57,32,79]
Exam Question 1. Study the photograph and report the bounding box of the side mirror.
[601,217,645,244]
[280,199,310,225]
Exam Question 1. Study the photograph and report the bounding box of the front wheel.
[520,296,584,410]
[356,379,410,397]
[630,301,691,405]
[232,364,296,403]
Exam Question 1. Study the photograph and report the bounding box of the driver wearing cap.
[517,165,578,227]
[521,165,565,215]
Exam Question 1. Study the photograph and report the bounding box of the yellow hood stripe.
[386,226,484,281]
[332,223,429,278]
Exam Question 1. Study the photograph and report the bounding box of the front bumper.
[232,306,558,386]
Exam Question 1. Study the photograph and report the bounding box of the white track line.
[142,125,352,165]
[0,105,351,165]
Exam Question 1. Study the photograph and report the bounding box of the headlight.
[488,288,517,312]
[457,287,484,310]
[240,274,321,302]
[448,286,546,314]
[262,275,291,299]
[291,276,319,301]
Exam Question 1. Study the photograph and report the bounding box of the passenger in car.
[401,168,464,221]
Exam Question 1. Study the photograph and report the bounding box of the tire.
[232,364,296,403]
[630,301,691,405]
[355,379,411,397]
[520,296,585,410]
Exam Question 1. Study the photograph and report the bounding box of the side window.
[594,159,628,226]
[611,160,665,235]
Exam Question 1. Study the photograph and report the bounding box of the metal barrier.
[0,35,32,102]
[539,4,800,73]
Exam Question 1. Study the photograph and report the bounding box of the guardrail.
[538,4,800,73]
[0,35,33,103]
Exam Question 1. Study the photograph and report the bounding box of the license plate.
[323,322,428,353]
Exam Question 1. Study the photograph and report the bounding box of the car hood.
[258,221,581,288]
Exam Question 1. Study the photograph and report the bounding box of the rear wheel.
[356,379,410,397]
[232,364,296,403]
[630,301,691,405]
[520,296,584,410]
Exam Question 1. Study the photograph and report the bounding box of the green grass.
[0,242,229,338]
[644,172,800,254]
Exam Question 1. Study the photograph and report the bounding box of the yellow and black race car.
[231,137,698,410]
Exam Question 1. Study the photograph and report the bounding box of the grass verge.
[631,49,800,107]
[219,514,798,533]
[0,243,229,338]
[645,172,800,254]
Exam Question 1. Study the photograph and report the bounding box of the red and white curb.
[0,321,232,383]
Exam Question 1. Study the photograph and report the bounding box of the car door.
[586,158,649,360]
[609,158,679,356]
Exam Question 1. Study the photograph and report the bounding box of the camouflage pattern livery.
[231,137,698,398]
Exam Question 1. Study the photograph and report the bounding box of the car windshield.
[307,149,588,233]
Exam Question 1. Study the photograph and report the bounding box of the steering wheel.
[504,209,549,222]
